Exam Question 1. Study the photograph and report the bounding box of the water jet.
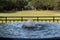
[23,20,36,28]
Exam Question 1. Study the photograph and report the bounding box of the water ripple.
[0,22,60,38]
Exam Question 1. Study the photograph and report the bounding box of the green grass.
[0,10,60,16]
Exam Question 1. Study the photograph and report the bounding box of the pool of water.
[0,22,60,39]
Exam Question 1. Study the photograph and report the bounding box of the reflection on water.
[0,22,60,38]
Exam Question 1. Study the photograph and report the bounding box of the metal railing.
[0,16,60,23]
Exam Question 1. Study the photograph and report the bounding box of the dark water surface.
[0,22,60,40]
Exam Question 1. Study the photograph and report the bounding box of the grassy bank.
[0,10,60,16]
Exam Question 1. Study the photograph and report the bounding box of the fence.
[0,16,60,23]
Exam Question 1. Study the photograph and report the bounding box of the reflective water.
[0,22,60,38]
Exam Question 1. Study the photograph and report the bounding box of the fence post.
[57,20,58,22]
[2,20,3,23]
[37,17,39,21]
[5,17,7,23]
[53,17,55,22]
[21,17,23,22]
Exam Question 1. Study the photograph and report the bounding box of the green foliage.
[0,0,28,11]
[30,0,57,10]
[0,0,60,11]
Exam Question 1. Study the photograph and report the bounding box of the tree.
[0,0,28,11]
[16,0,28,10]
[54,0,60,10]
[0,0,59,11]
[30,0,57,10]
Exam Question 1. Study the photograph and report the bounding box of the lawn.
[0,10,60,16]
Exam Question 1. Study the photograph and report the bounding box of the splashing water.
[0,22,60,38]
[23,20,35,28]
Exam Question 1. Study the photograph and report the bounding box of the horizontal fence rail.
[0,16,60,23]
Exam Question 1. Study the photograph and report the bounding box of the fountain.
[0,21,60,40]
[23,20,36,28]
